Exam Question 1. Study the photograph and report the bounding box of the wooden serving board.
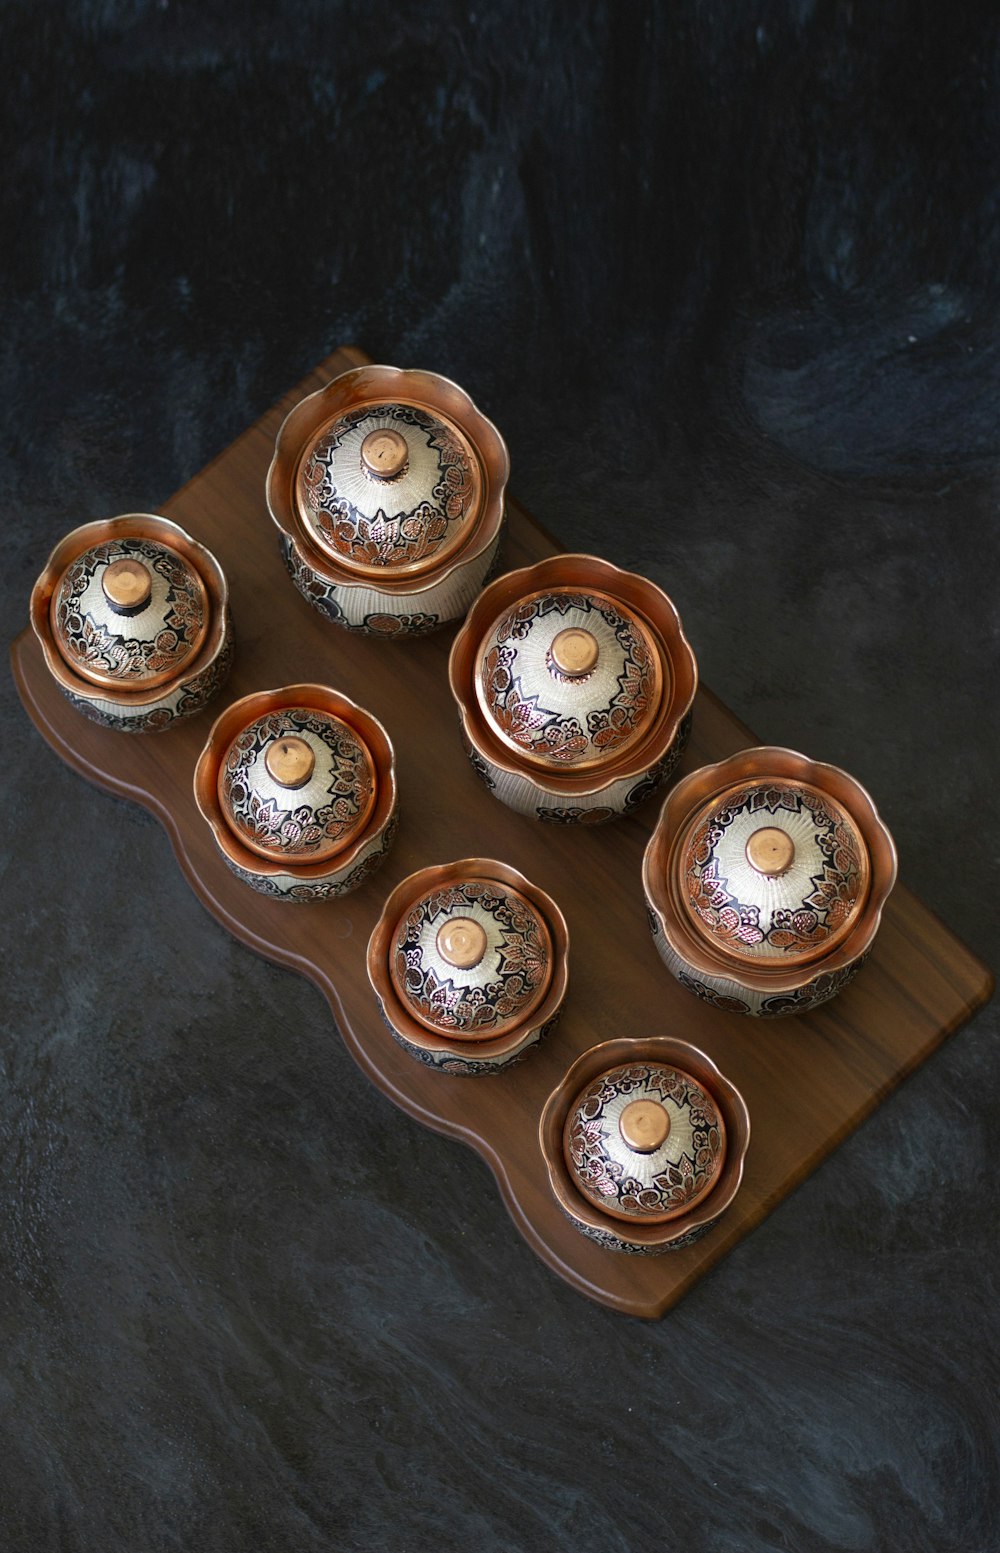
[11,347,994,1318]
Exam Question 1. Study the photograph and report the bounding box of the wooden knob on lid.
[436,917,488,971]
[101,558,152,614]
[360,428,409,480]
[745,826,795,877]
[549,627,599,678]
[264,735,316,790]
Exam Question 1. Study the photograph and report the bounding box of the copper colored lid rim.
[674,775,871,969]
[449,553,698,795]
[293,394,485,580]
[367,859,569,1055]
[473,585,667,775]
[388,875,554,1042]
[561,1060,727,1224]
[539,1038,750,1247]
[641,748,897,992]
[35,517,224,701]
[193,685,396,882]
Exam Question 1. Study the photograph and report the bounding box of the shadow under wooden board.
[11,345,994,1318]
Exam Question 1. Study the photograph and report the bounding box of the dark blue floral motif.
[66,613,234,732]
[461,735,496,791]
[280,536,442,635]
[226,812,398,900]
[536,805,617,825]
[561,1205,716,1255]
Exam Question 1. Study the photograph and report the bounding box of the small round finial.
[264,735,316,790]
[101,558,152,614]
[436,917,488,971]
[549,627,600,679]
[360,428,409,480]
[746,826,796,877]
[619,1099,670,1153]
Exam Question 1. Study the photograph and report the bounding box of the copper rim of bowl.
[642,746,899,992]
[267,365,509,595]
[539,1037,750,1250]
[367,858,570,1055]
[194,684,397,882]
[29,515,229,709]
[449,554,698,797]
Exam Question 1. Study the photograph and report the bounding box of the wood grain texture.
[10,347,993,1318]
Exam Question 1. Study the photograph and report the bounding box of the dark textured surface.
[3,3,999,1549]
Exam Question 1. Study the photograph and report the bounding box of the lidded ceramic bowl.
[267,364,509,636]
[449,554,697,822]
[29,515,234,731]
[368,859,569,1074]
[194,684,398,901]
[643,747,898,1017]
[540,1037,750,1254]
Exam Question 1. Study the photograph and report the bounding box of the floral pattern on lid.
[390,878,553,1039]
[51,537,209,690]
[681,779,868,963]
[297,402,480,575]
[475,589,663,771]
[564,1062,726,1223]
[218,706,377,865]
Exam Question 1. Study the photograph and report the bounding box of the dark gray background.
[4,3,999,1549]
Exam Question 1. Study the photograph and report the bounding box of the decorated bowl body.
[29,515,234,732]
[267,365,509,637]
[448,554,697,823]
[194,685,398,901]
[539,1037,750,1254]
[642,747,898,1017]
[367,859,569,1074]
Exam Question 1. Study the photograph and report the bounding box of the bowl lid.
[295,401,482,578]
[50,536,209,690]
[390,876,554,1040]
[474,587,664,771]
[217,705,377,864]
[680,777,870,965]
[563,1060,727,1223]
